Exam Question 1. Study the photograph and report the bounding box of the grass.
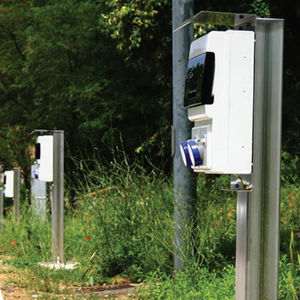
[0,155,299,298]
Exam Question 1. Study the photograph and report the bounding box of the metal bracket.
[30,129,64,135]
[220,174,253,192]
[174,11,256,33]
[231,174,253,191]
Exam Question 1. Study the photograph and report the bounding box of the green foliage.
[0,0,173,184]
[139,266,236,299]
[0,204,51,266]
[280,184,300,254]
[70,154,174,281]
[99,0,171,67]
[0,0,299,185]
[281,152,300,185]
[249,0,271,17]
[140,253,299,300]
[174,174,236,271]
[279,255,300,300]
[0,158,299,296]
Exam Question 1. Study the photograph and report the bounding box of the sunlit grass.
[0,155,298,298]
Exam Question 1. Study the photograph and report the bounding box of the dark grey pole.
[0,188,3,223]
[52,130,64,263]
[172,0,196,270]
[13,168,20,219]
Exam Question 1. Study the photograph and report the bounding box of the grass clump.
[0,152,298,298]
[139,265,235,300]
[69,154,174,283]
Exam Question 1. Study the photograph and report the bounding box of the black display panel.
[35,143,41,160]
[184,52,215,108]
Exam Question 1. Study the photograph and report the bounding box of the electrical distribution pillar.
[2,168,20,219]
[33,129,64,264]
[173,11,283,300]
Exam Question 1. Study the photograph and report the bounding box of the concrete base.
[38,261,79,270]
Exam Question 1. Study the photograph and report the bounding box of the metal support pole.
[52,130,64,263]
[245,18,284,300]
[172,0,197,270]
[235,191,248,299]
[0,188,3,223]
[13,168,20,219]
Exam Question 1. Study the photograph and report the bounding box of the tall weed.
[72,155,174,282]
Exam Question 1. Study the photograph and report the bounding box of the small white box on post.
[180,30,255,174]
[4,170,14,198]
[35,135,54,182]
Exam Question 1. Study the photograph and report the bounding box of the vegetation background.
[0,0,299,184]
[0,0,299,299]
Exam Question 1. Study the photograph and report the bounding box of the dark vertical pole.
[13,168,20,219]
[172,0,196,270]
[0,189,3,223]
[52,130,64,263]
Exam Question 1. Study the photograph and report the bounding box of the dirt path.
[0,257,140,299]
[0,258,32,299]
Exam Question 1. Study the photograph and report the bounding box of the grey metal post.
[31,175,47,220]
[172,0,196,270]
[13,168,20,219]
[52,130,64,263]
[235,191,248,299]
[244,18,284,300]
[0,188,3,222]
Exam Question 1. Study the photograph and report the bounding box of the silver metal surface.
[31,177,47,220]
[0,189,3,222]
[173,11,255,32]
[52,131,64,263]
[172,0,197,270]
[236,192,248,299]
[13,168,20,219]
[246,18,284,300]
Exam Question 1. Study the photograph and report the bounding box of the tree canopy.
[0,0,299,187]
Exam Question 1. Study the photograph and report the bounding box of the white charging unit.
[36,135,54,182]
[4,170,14,198]
[180,30,255,174]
